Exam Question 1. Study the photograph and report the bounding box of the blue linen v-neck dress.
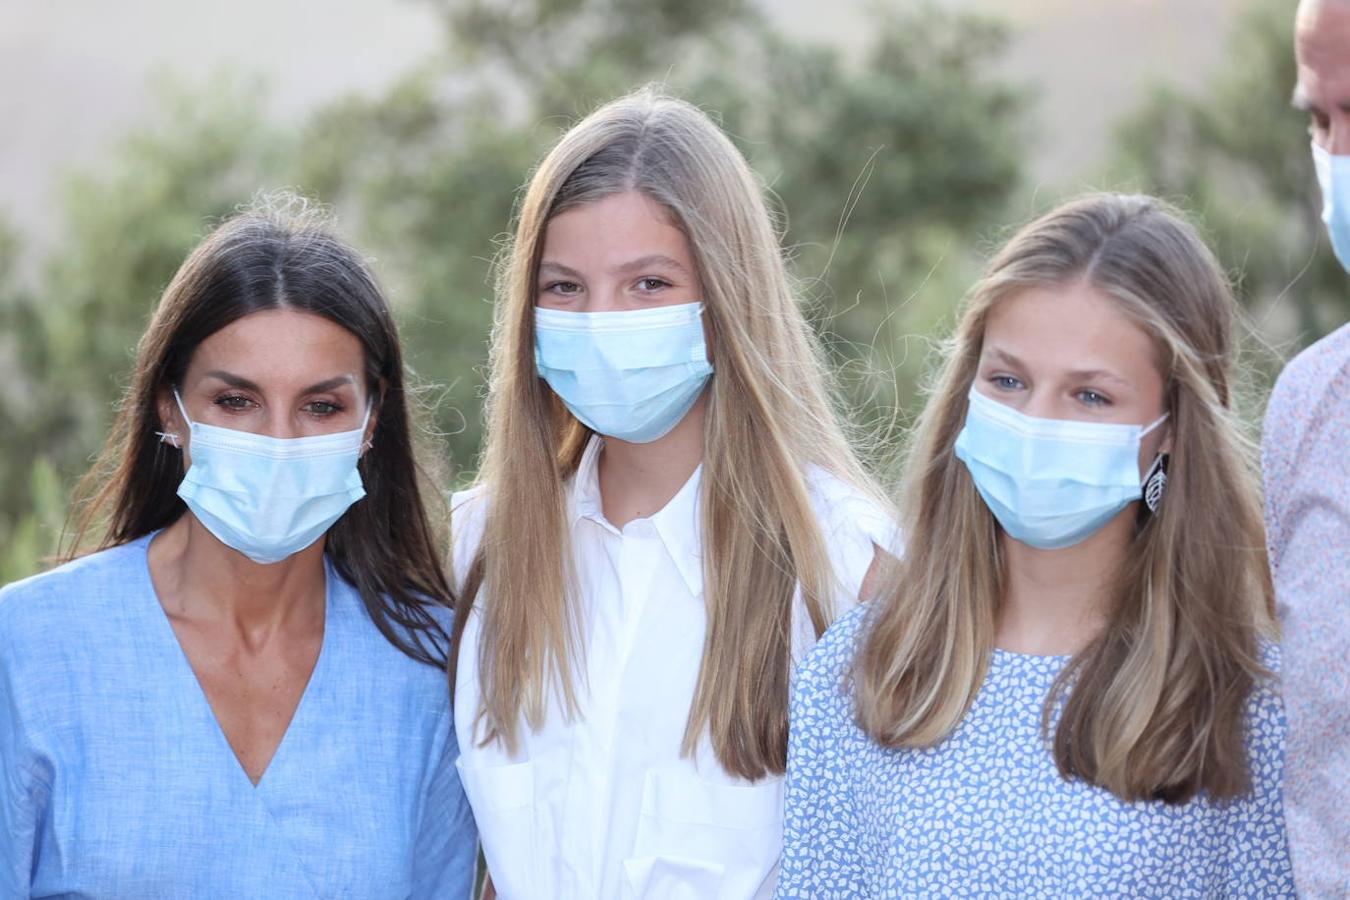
[0,533,477,898]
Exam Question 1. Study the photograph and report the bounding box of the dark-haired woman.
[0,197,476,896]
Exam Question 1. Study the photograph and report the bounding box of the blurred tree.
[0,221,66,582]
[0,222,31,490]
[1111,0,1344,348]
[437,0,759,111]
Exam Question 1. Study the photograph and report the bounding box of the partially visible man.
[1266,1,1350,896]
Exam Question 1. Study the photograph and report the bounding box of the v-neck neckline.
[134,531,336,792]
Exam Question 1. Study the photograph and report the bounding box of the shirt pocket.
[454,757,536,900]
[624,769,784,900]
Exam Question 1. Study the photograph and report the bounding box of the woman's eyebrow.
[202,371,356,394]
[301,375,357,394]
[203,370,261,392]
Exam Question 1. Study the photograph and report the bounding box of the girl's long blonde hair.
[855,193,1274,804]
[451,86,881,780]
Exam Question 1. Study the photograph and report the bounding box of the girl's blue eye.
[545,281,581,295]
[1077,389,1110,407]
[991,375,1022,391]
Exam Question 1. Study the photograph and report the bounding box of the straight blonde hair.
[854,194,1274,803]
[450,87,881,780]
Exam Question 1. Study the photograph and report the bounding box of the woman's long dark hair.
[65,193,453,666]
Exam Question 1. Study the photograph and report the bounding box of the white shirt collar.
[570,436,705,596]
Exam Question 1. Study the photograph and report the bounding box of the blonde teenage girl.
[448,87,891,899]
[778,194,1295,897]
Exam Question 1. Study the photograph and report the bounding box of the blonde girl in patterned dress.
[779,194,1295,898]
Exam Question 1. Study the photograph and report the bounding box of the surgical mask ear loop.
[173,388,195,429]
[1139,412,1169,438]
[152,387,195,449]
[358,398,375,455]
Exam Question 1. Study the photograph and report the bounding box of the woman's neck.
[597,391,707,528]
[148,515,327,646]
[996,506,1136,656]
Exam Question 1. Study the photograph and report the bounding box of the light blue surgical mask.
[173,390,370,564]
[534,301,714,443]
[954,388,1168,550]
[1312,140,1350,273]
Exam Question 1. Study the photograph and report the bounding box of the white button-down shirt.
[452,438,890,900]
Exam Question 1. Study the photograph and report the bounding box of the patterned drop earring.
[1143,452,1169,514]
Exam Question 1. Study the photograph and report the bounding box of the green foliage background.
[1,0,1342,582]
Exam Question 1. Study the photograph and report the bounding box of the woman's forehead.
[185,309,365,387]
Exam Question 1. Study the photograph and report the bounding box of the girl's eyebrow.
[1062,368,1131,387]
[984,347,1027,369]
[539,261,585,280]
[613,254,690,277]
[982,350,1131,387]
